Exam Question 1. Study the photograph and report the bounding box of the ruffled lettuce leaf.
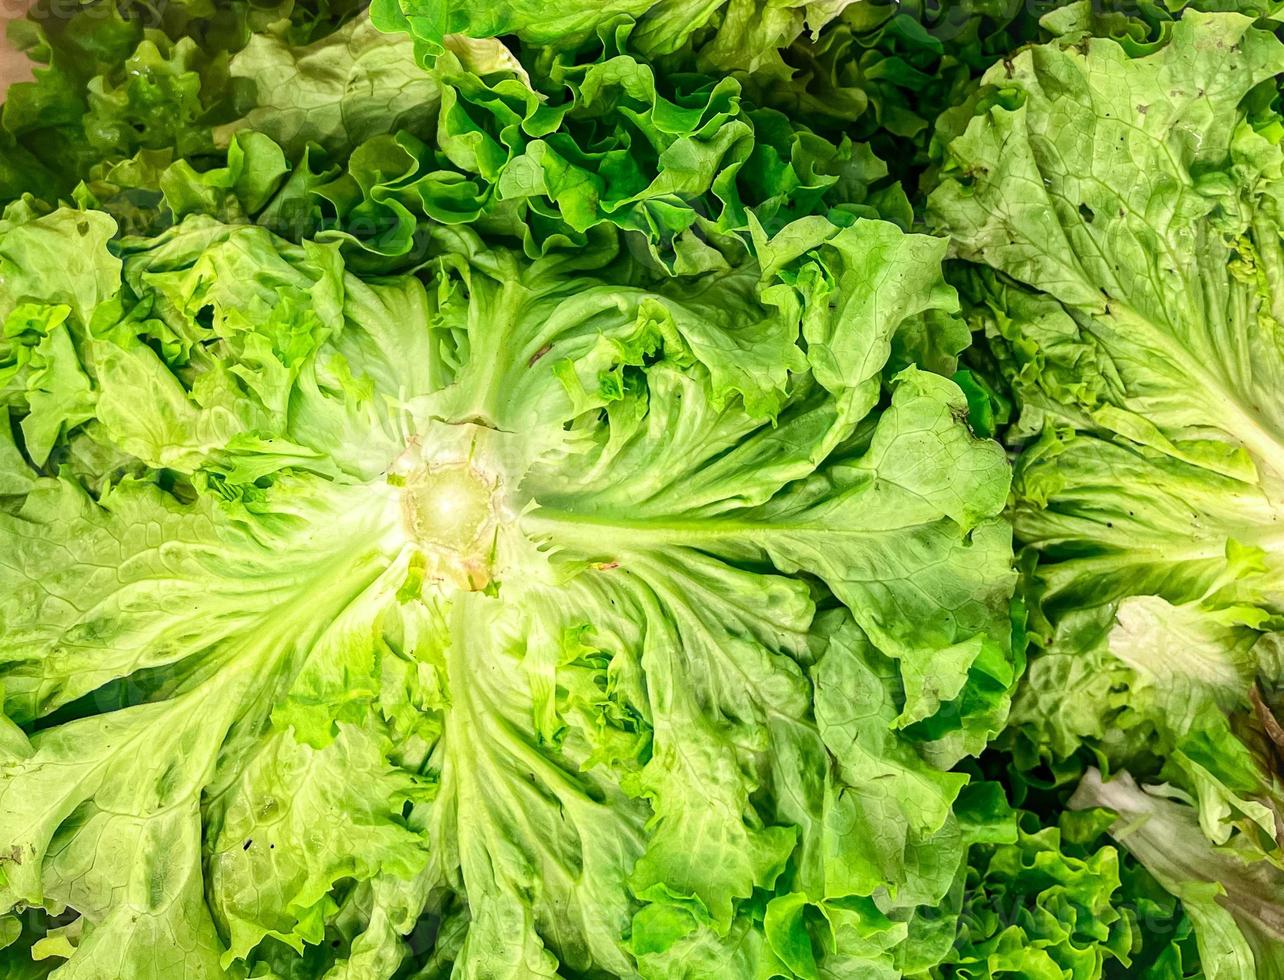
[371,0,1284,196]
[937,799,1150,980]
[370,0,856,71]
[72,9,908,278]
[1072,769,1284,980]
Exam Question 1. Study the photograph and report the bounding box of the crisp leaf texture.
[12,1,1282,976]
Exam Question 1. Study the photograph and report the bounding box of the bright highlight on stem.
[391,442,502,591]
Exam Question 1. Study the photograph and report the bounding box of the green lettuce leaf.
[386,0,859,86]
[213,12,445,157]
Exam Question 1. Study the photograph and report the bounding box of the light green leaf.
[217,12,443,157]
[0,209,120,327]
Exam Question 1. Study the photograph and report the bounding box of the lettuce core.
[392,436,506,590]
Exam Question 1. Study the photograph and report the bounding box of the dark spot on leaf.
[1078,203,1095,223]
[528,344,553,366]
[243,839,253,851]
[1251,686,1284,764]
[77,221,90,236]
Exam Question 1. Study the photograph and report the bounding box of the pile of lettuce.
[1,1,1282,977]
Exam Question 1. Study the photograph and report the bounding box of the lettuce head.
[0,189,1016,975]
[932,10,1284,976]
